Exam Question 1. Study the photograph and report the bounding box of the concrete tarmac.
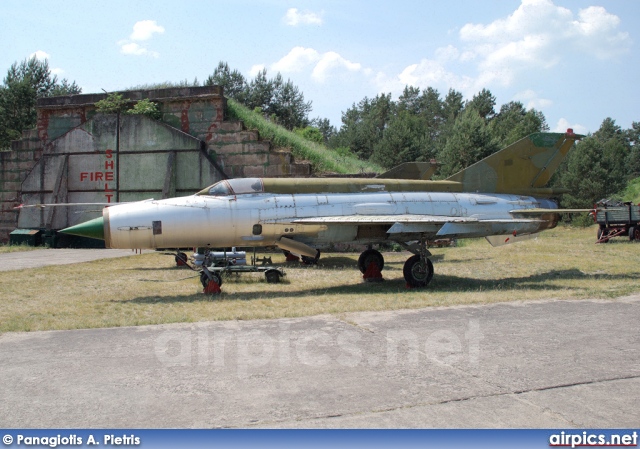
[0,296,638,428]
[0,248,147,271]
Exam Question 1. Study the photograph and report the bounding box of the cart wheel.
[200,271,223,288]
[265,269,281,284]
[597,226,604,240]
[629,226,636,241]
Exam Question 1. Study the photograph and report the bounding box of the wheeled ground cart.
[594,200,640,243]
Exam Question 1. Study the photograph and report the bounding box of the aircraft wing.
[262,214,541,239]
[508,208,594,215]
[287,215,541,225]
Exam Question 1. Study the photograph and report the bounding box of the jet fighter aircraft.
[61,130,584,287]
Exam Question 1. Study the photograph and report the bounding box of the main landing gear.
[357,239,434,288]
[401,238,434,288]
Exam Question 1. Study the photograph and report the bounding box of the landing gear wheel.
[301,250,321,265]
[200,271,223,288]
[358,249,384,274]
[403,255,434,288]
[265,269,281,283]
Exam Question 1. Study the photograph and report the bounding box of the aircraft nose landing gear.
[402,238,434,288]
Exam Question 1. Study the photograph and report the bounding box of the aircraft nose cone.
[60,217,105,240]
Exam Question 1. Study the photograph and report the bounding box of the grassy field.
[1,226,639,333]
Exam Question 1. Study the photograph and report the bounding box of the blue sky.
[1,0,637,134]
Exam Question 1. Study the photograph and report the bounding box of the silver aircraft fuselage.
[102,190,558,250]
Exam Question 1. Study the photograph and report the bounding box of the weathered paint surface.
[448,132,581,196]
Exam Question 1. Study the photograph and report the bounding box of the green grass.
[621,176,640,204]
[1,226,639,333]
[226,98,382,175]
[0,243,43,254]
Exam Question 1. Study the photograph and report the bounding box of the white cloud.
[456,0,630,88]
[118,20,164,57]
[119,41,159,58]
[268,47,364,83]
[272,47,321,73]
[312,52,361,82]
[30,50,50,60]
[51,68,65,76]
[381,0,630,100]
[130,20,165,41]
[248,64,266,78]
[514,89,553,110]
[553,118,587,135]
[283,8,323,26]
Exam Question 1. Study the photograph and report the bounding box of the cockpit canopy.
[197,178,264,196]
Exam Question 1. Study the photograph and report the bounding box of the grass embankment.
[226,98,382,175]
[1,226,639,333]
[621,176,640,204]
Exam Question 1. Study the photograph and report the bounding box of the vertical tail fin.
[446,130,583,196]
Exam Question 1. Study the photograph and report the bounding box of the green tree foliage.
[465,88,496,120]
[126,98,162,120]
[330,93,394,160]
[625,122,640,177]
[95,93,128,114]
[205,63,313,131]
[293,126,324,144]
[490,101,549,147]
[439,108,499,177]
[0,56,81,150]
[559,118,631,208]
[330,85,554,177]
[204,61,246,101]
[310,117,336,144]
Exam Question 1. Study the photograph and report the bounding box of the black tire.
[597,226,604,240]
[403,255,434,288]
[200,271,222,288]
[630,226,637,241]
[265,269,281,283]
[358,249,384,274]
